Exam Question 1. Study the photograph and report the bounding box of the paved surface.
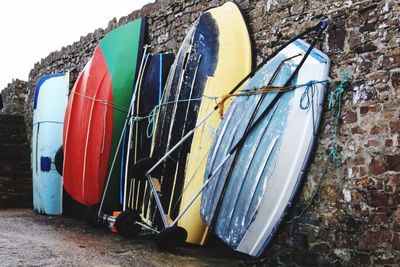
[0,209,254,266]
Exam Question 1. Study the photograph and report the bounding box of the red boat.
[63,19,145,212]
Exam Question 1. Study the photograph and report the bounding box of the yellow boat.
[177,2,252,244]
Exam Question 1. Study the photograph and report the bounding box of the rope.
[217,80,329,118]
[299,80,329,136]
[328,72,349,167]
[286,72,350,224]
[144,95,218,138]
[122,80,330,141]
[74,91,129,113]
[217,85,292,117]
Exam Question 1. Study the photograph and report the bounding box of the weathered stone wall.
[0,79,28,115]
[1,0,399,265]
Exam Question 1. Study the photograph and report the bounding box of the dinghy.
[146,1,252,245]
[201,39,330,256]
[63,18,145,212]
[32,72,69,215]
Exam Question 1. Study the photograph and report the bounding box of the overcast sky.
[0,0,153,91]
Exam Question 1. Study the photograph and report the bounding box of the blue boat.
[32,73,69,215]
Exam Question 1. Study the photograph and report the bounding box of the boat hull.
[201,39,330,256]
[32,73,69,215]
[63,19,145,212]
[151,1,252,244]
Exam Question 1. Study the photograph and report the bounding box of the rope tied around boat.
[128,80,330,139]
[124,95,218,139]
[217,85,293,117]
[73,92,129,113]
[217,80,329,118]
[286,72,350,224]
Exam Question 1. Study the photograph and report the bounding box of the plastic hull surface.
[63,19,145,212]
[151,1,252,244]
[32,73,69,215]
[201,40,330,256]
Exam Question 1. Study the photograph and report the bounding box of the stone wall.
[2,0,399,265]
[0,79,28,115]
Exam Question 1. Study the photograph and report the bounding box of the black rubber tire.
[155,226,187,250]
[85,204,104,229]
[55,146,63,176]
[130,157,162,181]
[114,209,142,238]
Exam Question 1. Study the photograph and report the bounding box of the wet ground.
[0,209,253,266]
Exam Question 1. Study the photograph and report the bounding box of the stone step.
[0,143,30,153]
[0,160,31,170]
[0,168,31,178]
[0,115,25,124]
[0,115,32,209]
[0,133,28,144]
[0,176,31,185]
[0,124,27,135]
[0,151,30,162]
[0,183,32,193]
[0,192,32,209]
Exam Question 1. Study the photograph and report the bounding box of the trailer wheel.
[130,157,162,180]
[55,146,63,175]
[115,209,142,238]
[155,226,187,250]
[85,204,104,229]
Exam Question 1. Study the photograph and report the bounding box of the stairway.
[0,114,32,208]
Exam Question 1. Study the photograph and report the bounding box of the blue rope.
[294,80,328,90]
[300,81,317,136]
[299,80,329,136]
[300,81,318,110]
[286,72,350,223]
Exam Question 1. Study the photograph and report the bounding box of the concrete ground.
[0,209,255,266]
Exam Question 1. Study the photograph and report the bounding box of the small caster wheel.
[85,204,104,229]
[114,209,142,238]
[130,157,163,181]
[155,226,187,250]
[55,146,63,175]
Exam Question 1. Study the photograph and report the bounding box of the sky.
[0,0,153,91]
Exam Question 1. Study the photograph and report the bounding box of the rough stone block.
[358,229,391,250]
